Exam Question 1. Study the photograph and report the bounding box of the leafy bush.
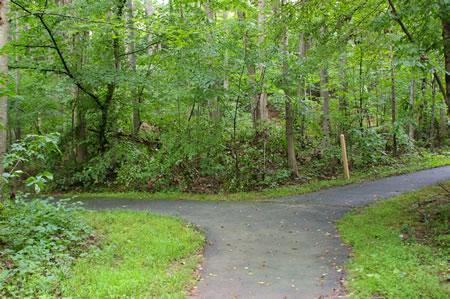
[0,198,95,297]
[350,127,388,168]
[0,133,96,297]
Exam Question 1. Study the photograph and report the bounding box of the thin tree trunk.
[74,92,88,162]
[12,12,20,143]
[127,0,140,134]
[64,0,88,162]
[419,76,427,140]
[254,0,268,129]
[286,95,298,176]
[358,46,364,128]
[205,2,219,119]
[13,66,20,141]
[338,54,348,137]
[99,1,124,152]
[442,18,450,114]
[430,79,436,151]
[440,99,447,145]
[145,0,155,55]
[0,0,10,173]
[223,11,229,90]
[320,68,330,147]
[390,44,397,155]
[238,11,257,121]
[279,0,298,176]
[409,75,415,142]
[296,32,307,146]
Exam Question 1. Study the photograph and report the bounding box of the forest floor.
[75,166,450,298]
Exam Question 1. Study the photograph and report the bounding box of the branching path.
[80,166,450,298]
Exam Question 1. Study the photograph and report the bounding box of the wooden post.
[340,134,350,179]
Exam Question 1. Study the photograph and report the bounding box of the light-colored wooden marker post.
[340,134,350,179]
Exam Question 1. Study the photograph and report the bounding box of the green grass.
[337,182,450,298]
[62,210,205,298]
[58,150,450,202]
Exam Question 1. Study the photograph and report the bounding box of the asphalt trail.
[79,166,450,299]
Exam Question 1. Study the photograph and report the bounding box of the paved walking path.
[80,166,450,299]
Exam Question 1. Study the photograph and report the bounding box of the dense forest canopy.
[0,0,448,192]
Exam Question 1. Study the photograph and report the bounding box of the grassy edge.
[62,210,205,298]
[336,183,450,298]
[52,152,450,201]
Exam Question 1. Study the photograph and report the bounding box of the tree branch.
[10,65,69,75]
[12,0,103,108]
[118,40,162,58]
[11,0,32,14]
[36,13,103,107]
[387,0,414,42]
[12,44,56,49]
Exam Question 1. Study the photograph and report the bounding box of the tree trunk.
[320,68,330,147]
[12,12,20,143]
[440,99,447,145]
[338,54,348,137]
[409,76,415,142]
[279,3,298,176]
[442,18,450,114]
[296,32,307,146]
[65,0,88,162]
[430,79,436,151]
[74,94,88,162]
[204,2,219,119]
[0,0,10,173]
[238,11,258,122]
[99,1,124,152]
[254,0,268,129]
[286,95,298,176]
[296,32,306,98]
[145,0,155,55]
[390,44,397,156]
[127,0,140,135]
[223,11,229,90]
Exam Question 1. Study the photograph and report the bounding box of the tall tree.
[254,0,269,130]
[409,75,415,142]
[390,42,397,156]
[320,68,330,146]
[0,0,10,173]
[279,0,298,176]
[440,4,450,114]
[128,0,140,134]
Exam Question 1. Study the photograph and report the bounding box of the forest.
[0,0,449,194]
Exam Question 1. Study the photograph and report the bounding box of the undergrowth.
[0,198,95,297]
[60,149,450,201]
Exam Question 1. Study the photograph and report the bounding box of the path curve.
[79,166,450,299]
